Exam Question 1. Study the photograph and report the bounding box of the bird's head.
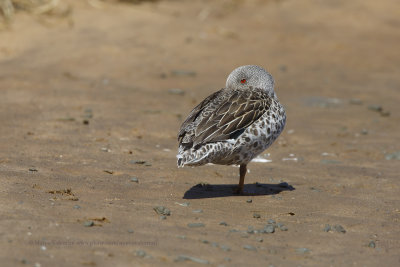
[225,65,274,93]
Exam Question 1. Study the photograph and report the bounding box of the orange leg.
[235,164,247,194]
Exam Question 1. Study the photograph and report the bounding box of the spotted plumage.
[177,65,286,194]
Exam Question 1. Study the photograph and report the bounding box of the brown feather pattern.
[178,87,273,150]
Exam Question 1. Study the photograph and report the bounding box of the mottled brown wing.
[179,87,271,150]
[178,89,225,143]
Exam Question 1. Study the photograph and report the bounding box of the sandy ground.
[1,0,400,266]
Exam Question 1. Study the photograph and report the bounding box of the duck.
[177,65,286,194]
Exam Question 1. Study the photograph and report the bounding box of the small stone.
[253,213,261,219]
[201,239,209,244]
[380,110,390,117]
[144,163,152,166]
[368,104,382,112]
[175,255,209,264]
[219,221,228,226]
[267,219,276,224]
[361,129,368,135]
[130,177,139,183]
[83,119,89,125]
[296,248,310,254]
[385,151,400,160]
[188,223,205,228]
[246,199,252,203]
[368,241,376,248]
[135,250,146,257]
[256,237,264,242]
[263,224,275,233]
[243,245,257,251]
[323,224,331,232]
[84,221,94,227]
[127,229,134,233]
[247,226,254,234]
[229,229,239,232]
[277,223,288,231]
[103,170,114,174]
[130,160,146,165]
[333,224,346,233]
[211,242,218,247]
[175,202,190,207]
[29,168,38,172]
[160,216,167,220]
[73,205,81,209]
[192,209,203,213]
[153,206,171,216]
[177,235,186,239]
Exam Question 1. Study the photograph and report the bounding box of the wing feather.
[178,87,271,150]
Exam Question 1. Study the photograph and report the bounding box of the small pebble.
[256,237,264,242]
[187,223,205,228]
[153,206,171,216]
[130,160,146,165]
[130,177,139,183]
[385,151,400,160]
[253,213,261,219]
[277,223,288,231]
[246,199,252,203]
[333,224,346,233]
[219,221,228,226]
[368,104,382,112]
[323,224,331,232]
[361,129,368,135]
[267,219,276,224]
[73,205,81,209]
[160,215,167,220]
[229,229,239,232]
[247,226,254,234]
[192,209,203,213]
[127,229,134,233]
[175,255,209,264]
[135,250,146,257]
[264,224,275,233]
[368,241,376,248]
[29,168,38,172]
[201,240,209,244]
[296,248,310,254]
[243,245,257,251]
[84,221,94,227]
[175,202,190,207]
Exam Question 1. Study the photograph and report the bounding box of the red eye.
[240,79,246,84]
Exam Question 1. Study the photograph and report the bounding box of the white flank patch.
[252,156,272,163]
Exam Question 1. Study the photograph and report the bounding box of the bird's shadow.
[183,182,295,199]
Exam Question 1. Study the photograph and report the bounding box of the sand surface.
[1,0,399,266]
